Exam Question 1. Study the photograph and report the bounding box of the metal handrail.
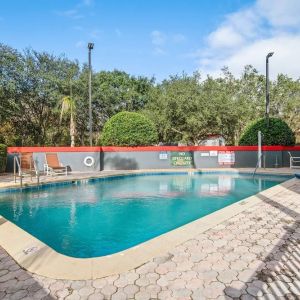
[13,156,22,186]
[253,152,264,178]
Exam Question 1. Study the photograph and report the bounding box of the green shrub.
[0,144,7,173]
[239,118,295,146]
[100,111,158,146]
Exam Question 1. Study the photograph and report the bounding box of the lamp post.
[265,51,274,126]
[88,42,94,146]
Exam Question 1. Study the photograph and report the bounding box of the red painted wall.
[7,145,300,153]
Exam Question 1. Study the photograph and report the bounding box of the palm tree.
[60,95,76,147]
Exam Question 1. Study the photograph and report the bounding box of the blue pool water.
[0,173,290,258]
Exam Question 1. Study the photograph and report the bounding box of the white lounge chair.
[14,152,40,186]
[45,153,68,175]
[288,151,300,168]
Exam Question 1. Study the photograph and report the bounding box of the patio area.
[0,174,299,299]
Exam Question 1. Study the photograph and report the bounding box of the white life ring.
[83,156,95,167]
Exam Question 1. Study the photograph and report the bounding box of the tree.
[239,118,295,146]
[226,65,265,144]
[144,73,207,144]
[100,111,158,146]
[1,42,299,147]
[270,74,300,137]
[0,144,7,173]
[72,69,155,145]
[59,96,76,147]
[0,44,79,145]
[144,72,243,145]
[92,70,154,128]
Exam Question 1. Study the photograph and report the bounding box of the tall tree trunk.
[70,114,75,147]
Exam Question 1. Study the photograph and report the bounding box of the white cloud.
[172,34,186,43]
[82,0,94,6]
[207,7,261,51]
[89,29,101,40]
[206,34,300,78]
[207,26,244,49]
[153,47,166,56]
[150,31,166,55]
[151,30,166,46]
[57,0,95,21]
[257,0,300,27]
[196,0,300,79]
[75,40,85,48]
[57,9,84,19]
[150,31,186,55]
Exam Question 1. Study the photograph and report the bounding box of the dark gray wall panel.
[7,152,100,172]
[6,150,300,172]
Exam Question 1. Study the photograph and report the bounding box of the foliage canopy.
[239,118,296,146]
[0,144,7,173]
[100,112,158,146]
[0,43,299,146]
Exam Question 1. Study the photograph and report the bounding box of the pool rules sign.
[171,152,193,166]
[218,151,235,165]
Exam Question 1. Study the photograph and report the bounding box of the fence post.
[258,131,262,168]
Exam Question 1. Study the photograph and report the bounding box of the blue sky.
[1,0,300,80]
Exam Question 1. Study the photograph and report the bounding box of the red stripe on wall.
[7,147,101,153]
[7,145,300,153]
[101,146,257,152]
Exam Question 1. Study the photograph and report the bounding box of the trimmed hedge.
[0,144,7,173]
[239,118,295,146]
[100,112,158,146]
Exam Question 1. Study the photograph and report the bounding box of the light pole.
[88,42,94,146]
[265,51,274,126]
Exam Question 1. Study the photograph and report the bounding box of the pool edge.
[0,168,293,193]
[0,172,296,280]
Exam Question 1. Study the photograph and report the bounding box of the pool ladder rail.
[253,152,264,178]
[13,155,40,188]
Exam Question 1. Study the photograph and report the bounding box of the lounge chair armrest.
[291,158,300,161]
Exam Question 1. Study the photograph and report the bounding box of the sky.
[1,0,300,81]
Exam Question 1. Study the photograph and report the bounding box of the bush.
[239,118,295,146]
[100,112,158,146]
[0,144,7,173]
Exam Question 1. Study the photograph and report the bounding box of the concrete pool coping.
[0,167,295,190]
[0,169,296,280]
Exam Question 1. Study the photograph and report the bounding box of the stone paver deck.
[0,177,300,299]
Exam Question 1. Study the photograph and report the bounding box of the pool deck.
[0,169,300,298]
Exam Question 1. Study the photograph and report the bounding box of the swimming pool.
[0,172,290,258]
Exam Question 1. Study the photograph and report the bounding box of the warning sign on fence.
[218,151,235,165]
[171,152,193,166]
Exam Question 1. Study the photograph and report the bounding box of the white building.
[199,135,225,146]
